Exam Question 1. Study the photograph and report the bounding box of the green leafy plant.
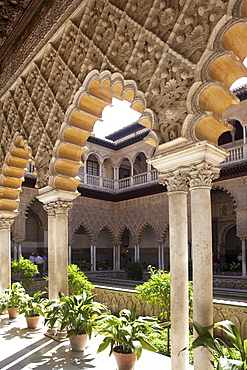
[189,320,247,370]
[97,305,165,360]
[45,292,108,338]
[0,282,26,310]
[19,291,47,317]
[11,256,39,288]
[125,260,143,281]
[68,264,93,295]
[230,262,240,272]
[220,263,229,272]
[136,266,193,321]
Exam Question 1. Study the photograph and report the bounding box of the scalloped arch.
[0,133,32,214]
[72,222,94,244]
[137,222,158,244]
[212,185,237,208]
[96,224,116,245]
[188,12,247,144]
[116,225,134,245]
[49,70,155,194]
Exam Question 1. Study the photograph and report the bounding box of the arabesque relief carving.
[0,0,246,189]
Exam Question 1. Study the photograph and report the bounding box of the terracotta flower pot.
[7,307,19,319]
[69,334,88,351]
[113,350,136,370]
[26,315,40,329]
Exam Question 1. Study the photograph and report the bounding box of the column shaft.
[168,190,189,370]
[241,238,246,276]
[0,218,14,293]
[44,201,73,300]
[190,186,213,370]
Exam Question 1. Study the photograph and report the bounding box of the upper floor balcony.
[219,141,247,167]
[78,169,159,193]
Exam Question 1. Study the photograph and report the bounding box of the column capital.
[159,170,188,192]
[0,217,15,229]
[189,163,220,189]
[43,200,74,216]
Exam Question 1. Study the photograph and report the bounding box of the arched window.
[87,154,99,176]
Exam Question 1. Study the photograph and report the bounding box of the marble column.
[13,241,18,261]
[150,140,227,370]
[158,242,164,270]
[90,245,96,271]
[134,243,140,261]
[241,238,246,276]
[189,164,220,370]
[68,244,72,265]
[43,201,73,300]
[165,171,189,370]
[0,217,15,293]
[116,245,121,269]
[18,241,22,259]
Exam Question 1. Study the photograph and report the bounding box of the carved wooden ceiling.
[0,0,58,72]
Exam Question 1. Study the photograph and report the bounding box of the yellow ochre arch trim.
[49,70,155,193]
[0,133,31,213]
[195,20,247,143]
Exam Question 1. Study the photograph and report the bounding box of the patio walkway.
[0,313,193,369]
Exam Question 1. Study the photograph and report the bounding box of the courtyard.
[0,313,192,370]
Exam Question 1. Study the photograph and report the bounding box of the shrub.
[136,266,193,321]
[125,260,143,281]
[11,256,39,288]
[68,264,94,295]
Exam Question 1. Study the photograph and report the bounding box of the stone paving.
[0,313,194,369]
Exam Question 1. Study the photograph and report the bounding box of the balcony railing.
[79,169,158,192]
[220,142,247,166]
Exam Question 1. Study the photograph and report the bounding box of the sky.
[93,98,141,140]
[93,72,247,140]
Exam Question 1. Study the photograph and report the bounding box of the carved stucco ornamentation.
[170,0,228,63]
[189,164,220,188]
[149,53,195,143]
[145,0,183,42]
[236,209,247,237]
[43,200,74,216]
[69,195,169,247]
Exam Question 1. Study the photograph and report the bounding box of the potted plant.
[229,261,240,275]
[19,291,47,329]
[220,263,229,275]
[97,305,164,370]
[80,261,91,271]
[97,261,105,271]
[186,320,247,369]
[0,282,26,319]
[47,291,108,351]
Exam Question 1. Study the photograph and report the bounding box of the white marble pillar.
[90,245,96,271]
[150,140,227,370]
[0,217,15,293]
[158,242,165,270]
[13,241,18,261]
[116,245,121,269]
[134,244,140,261]
[43,201,73,300]
[114,166,119,189]
[166,172,189,370]
[18,242,22,259]
[189,164,220,370]
[99,163,103,187]
[130,163,134,186]
[241,238,246,276]
[68,244,72,265]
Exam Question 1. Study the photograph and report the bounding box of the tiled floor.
[0,313,193,369]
